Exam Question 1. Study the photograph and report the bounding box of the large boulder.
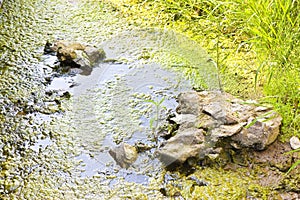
[157,91,282,166]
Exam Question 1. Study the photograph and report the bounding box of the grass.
[285,148,300,174]
[145,98,166,142]
[109,0,299,141]
[242,0,300,141]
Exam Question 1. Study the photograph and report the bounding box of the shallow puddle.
[42,45,193,183]
[32,28,223,193]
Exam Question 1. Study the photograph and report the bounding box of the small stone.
[207,153,219,160]
[203,102,224,119]
[245,99,258,104]
[84,45,106,64]
[290,136,300,150]
[44,40,105,75]
[109,142,138,168]
[231,112,282,150]
[195,114,219,130]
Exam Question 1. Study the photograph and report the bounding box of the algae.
[1,0,299,199]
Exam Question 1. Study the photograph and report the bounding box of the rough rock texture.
[176,91,202,115]
[230,113,282,150]
[109,142,138,168]
[157,91,282,166]
[157,128,205,166]
[44,40,106,75]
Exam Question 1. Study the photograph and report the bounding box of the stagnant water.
[0,1,219,199]
[38,28,218,193]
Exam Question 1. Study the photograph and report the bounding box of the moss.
[160,166,276,199]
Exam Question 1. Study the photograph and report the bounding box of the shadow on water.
[38,28,218,184]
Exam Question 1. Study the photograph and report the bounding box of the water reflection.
[35,29,219,187]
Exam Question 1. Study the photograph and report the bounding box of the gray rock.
[72,50,91,67]
[157,128,205,165]
[200,91,250,124]
[84,45,106,64]
[170,113,198,128]
[195,113,220,130]
[176,91,202,115]
[231,112,282,150]
[255,106,273,112]
[109,142,138,168]
[211,123,243,140]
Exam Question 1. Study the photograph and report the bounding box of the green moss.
[160,166,278,199]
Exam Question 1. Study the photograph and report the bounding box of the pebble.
[290,136,300,150]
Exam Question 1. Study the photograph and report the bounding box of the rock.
[231,112,282,150]
[84,45,106,64]
[211,123,243,140]
[135,141,155,152]
[176,91,202,115]
[44,40,106,75]
[195,113,220,130]
[255,105,273,112]
[109,142,138,168]
[157,128,205,166]
[170,113,198,129]
[290,136,300,150]
[158,90,283,167]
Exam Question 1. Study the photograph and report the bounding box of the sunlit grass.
[238,0,300,140]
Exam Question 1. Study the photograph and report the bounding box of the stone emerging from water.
[109,142,138,168]
[157,91,282,167]
[44,40,106,75]
[157,128,205,166]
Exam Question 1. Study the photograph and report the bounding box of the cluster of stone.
[157,91,282,166]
